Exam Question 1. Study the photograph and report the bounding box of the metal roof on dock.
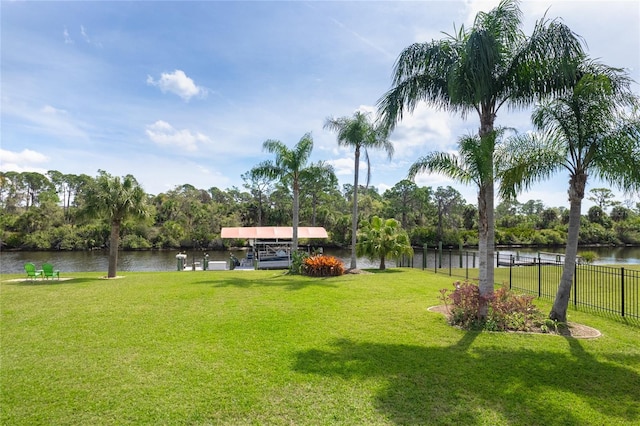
[220,226,328,239]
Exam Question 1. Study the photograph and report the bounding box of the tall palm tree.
[81,170,149,278]
[500,61,640,322]
[324,111,394,269]
[253,133,314,251]
[377,0,584,297]
[409,130,507,304]
[356,216,413,270]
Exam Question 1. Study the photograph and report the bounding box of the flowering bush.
[440,281,547,332]
[302,255,345,277]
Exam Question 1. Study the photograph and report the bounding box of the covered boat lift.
[221,226,329,269]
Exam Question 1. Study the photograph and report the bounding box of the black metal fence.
[397,247,639,321]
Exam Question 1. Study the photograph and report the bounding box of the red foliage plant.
[440,281,544,332]
[302,255,345,277]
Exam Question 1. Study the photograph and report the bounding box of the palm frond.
[590,118,640,193]
[498,132,566,199]
[294,133,314,167]
[507,16,584,108]
[408,151,474,185]
[251,160,282,181]
[377,41,462,130]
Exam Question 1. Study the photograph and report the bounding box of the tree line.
[2,169,639,253]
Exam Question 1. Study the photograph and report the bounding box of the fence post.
[434,246,437,274]
[472,251,476,268]
[448,249,452,276]
[573,263,577,307]
[538,253,542,298]
[438,241,443,269]
[621,267,625,317]
[496,251,500,268]
[509,254,513,289]
[465,251,469,280]
[459,243,463,268]
[423,244,427,270]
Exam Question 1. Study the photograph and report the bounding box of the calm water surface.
[0,249,381,274]
[2,246,639,275]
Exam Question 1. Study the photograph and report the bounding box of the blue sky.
[2,1,639,210]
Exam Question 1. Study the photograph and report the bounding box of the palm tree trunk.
[550,174,585,322]
[485,178,495,294]
[477,116,496,317]
[350,148,360,269]
[477,187,490,317]
[108,221,120,278]
[379,255,386,270]
[292,179,299,252]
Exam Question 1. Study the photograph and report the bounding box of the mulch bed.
[428,305,601,339]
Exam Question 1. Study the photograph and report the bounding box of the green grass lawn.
[2,269,639,425]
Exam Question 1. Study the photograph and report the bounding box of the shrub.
[440,281,547,332]
[578,251,599,264]
[289,251,309,275]
[302,255,345,277]
[121,234,152,250]
[439,281,487,330]
[486,287,540,332]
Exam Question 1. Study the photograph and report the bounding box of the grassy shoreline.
[2,269,639,425]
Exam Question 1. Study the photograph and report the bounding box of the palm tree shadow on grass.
[365,269,404,274]
[11,277,107,286]
[201,275,339,291]
[293,334,639,424]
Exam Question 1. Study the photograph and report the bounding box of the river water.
[0,248,380,274]
[2,246,639,275]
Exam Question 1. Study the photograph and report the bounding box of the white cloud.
[63,26,73,44]
[35,104,89,139]
[2,102,90,140]
[0,149,50,174]
[463,0,501,26]
[0,148,49,165]
[80,25,90,43]
[145,120,211,152]
[327,157,355,177]
[146,70,207,101]
[389,104,457,159]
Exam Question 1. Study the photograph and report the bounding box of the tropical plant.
[377,0,584,306]
[302,254,345,277]
[440,281,546,332]
[408,130,508,302]
[79,171,149,278]
[500,60,640,321]
[356,215,413,270]
[324,111,394,269]
[289,251,310,275]
[252,133,314,251]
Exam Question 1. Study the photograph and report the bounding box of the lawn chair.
[24,262,42,280]
[42,263,60,280]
